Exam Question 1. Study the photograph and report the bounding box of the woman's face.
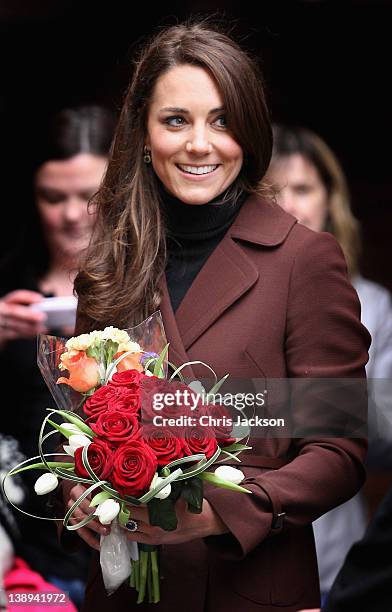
[268,153,329,232]
[145,64,243,205]
[35,153,107,260]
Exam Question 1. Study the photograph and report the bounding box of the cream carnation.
[118,340,142,353]
[65,333,93,352]
[101,327,131,346]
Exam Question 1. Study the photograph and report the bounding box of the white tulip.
[188,380,206,396]
[34,472,59,495]
[150,474,172,500]
[63,434,91,457]
[214,465,245,485]
[94,499,120,525]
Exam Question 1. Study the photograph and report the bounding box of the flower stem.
[136,551,148,603]
[135,559,140,592]
[147,553,153,603]
[151,550,160,603]
[130,560,136,588]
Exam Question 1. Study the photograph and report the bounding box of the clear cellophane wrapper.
[36,311,168,594]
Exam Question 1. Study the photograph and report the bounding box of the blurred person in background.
[0,104,116,608]
[267,124,392,606]
[299,482,392,612]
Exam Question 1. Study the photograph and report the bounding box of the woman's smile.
[176,163,220,178]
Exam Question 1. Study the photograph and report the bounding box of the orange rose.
[114,351,144,373]
[57,351,100,392]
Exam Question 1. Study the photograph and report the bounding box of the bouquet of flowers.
[3,311,251,604]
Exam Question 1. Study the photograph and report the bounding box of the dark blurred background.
[0,0,391,289]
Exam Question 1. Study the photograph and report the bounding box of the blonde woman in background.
[268,124,392,606]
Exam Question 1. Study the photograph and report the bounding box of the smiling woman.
[68,19,370,612]
[74,20,272,329]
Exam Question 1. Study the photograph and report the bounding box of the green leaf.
[105,339,118,366]
[207,373,229,396]
[118,503,131,527]
[167,360,185,382]
[10,461,74,475]
[176,446,221,481]
[180,477,203,514]
[64,480,105,531]
[86,345,100,360]
[217,450,242,463]
[54,468,91,483]
[139,468,183,504]
[153,343,169,378]
[89,491,112,507]
[197,471,252,494]
[46,419,83,440]
[219,443,253,453]
[169,480,183,503]
[148,497,178,531]
[51,410,94,436]
[164,454,205,472]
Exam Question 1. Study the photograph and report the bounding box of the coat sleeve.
[204,231,371,561]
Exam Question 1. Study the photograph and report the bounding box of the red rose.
[107,387,141,415]
[140,377,204,428]
[206,404,236,447]
[142,428,184,467]
[183,426,218,459]
[74,438,113,480]
[111,440,157,497]
[83,385,115,418]
[109,369,144,389]
[90,410,140,444]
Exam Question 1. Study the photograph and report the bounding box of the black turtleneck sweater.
[162,190,246,312]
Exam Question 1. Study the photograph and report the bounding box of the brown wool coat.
[69,195,369,611]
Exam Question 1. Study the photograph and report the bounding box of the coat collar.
[160,195,296,358]
[228,192,297,246]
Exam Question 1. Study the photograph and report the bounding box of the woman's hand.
[67,483,111,551]
[0,290,48,344]
[66,484,228,548]
[123,497,228,545]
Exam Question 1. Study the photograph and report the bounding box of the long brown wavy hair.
[271,124,361,277]
[75,20,273,329]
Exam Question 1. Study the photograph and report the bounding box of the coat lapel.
[160,194,296,355]
[175,237,259,350]
[159,278,196,377]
